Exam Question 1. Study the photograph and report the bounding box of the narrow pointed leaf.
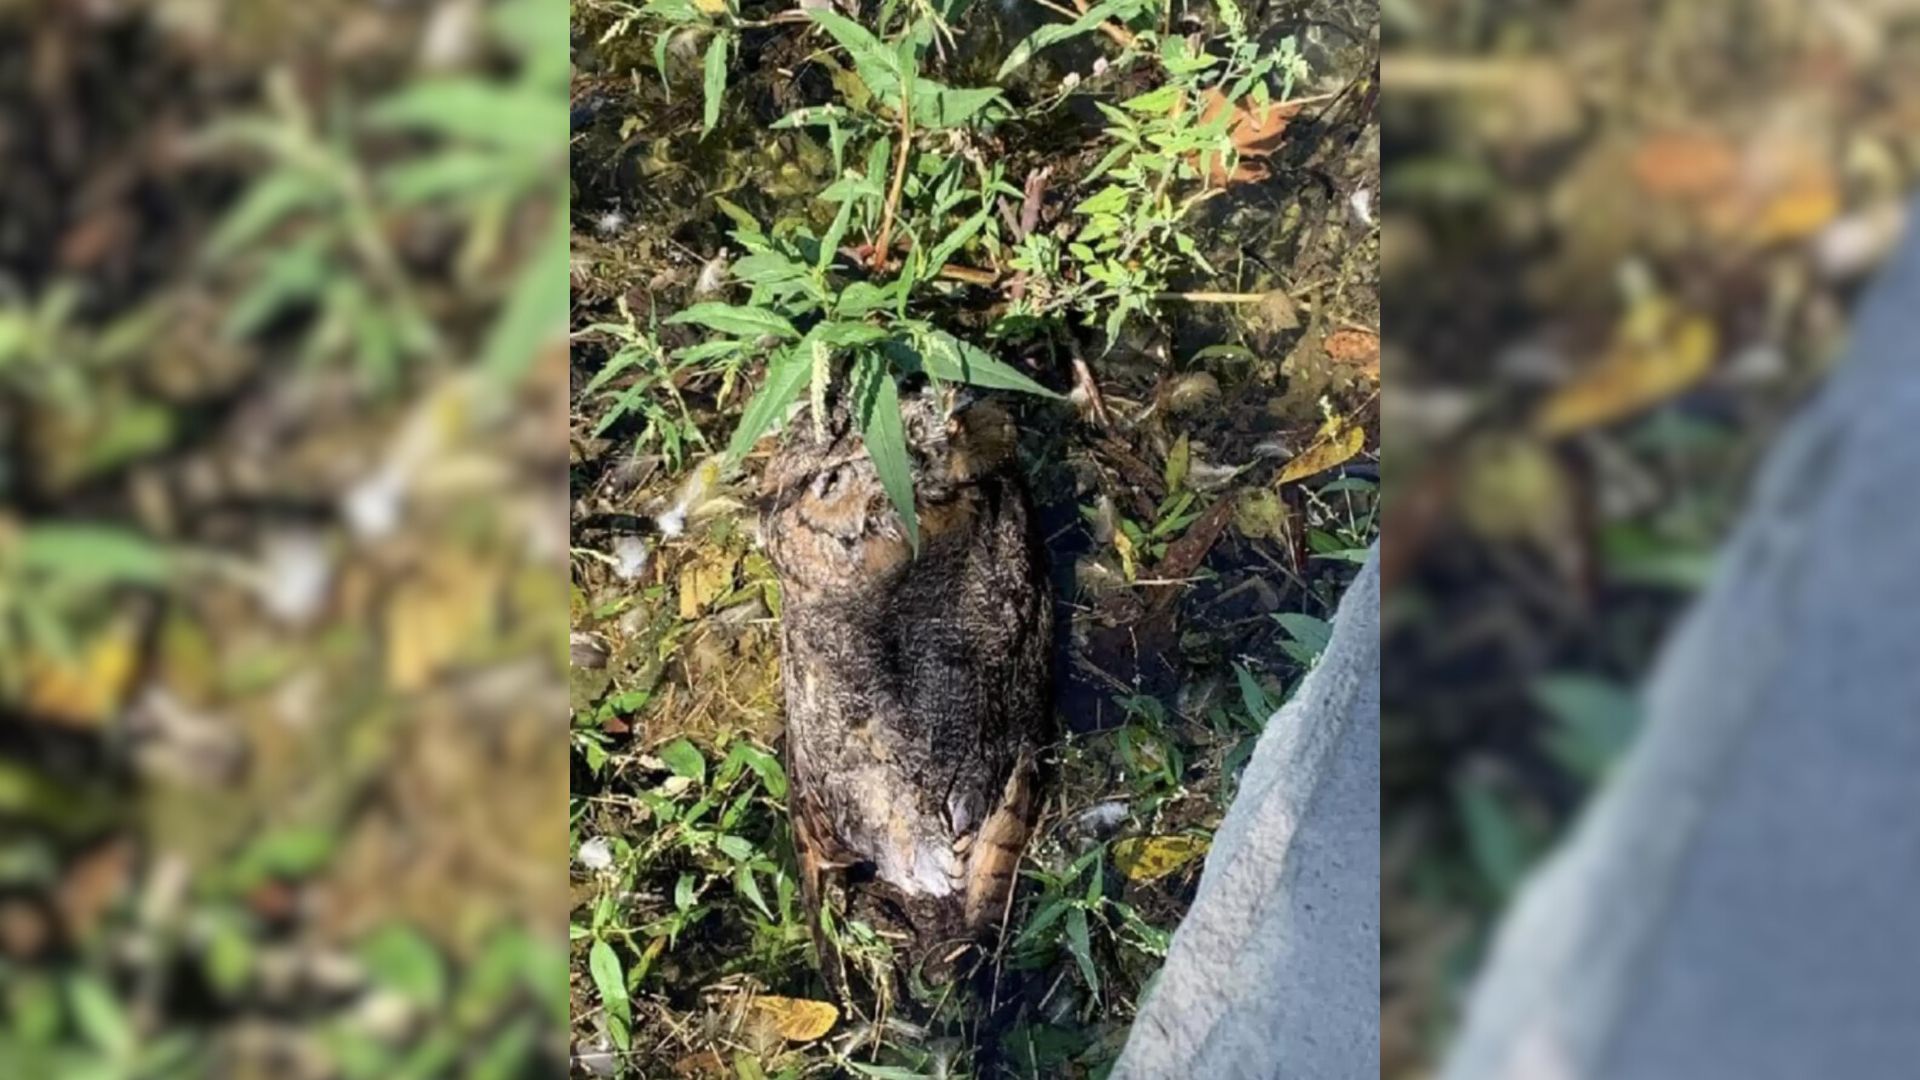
[852,353,918,551]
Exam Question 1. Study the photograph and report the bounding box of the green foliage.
[201,0,566,390]
[572,733,810,1049]
[1000,17,1315,346]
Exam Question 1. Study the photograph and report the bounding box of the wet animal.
[759,388,1052,981]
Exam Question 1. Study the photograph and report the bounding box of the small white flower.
[1092,57,1109,77]
[1061,71,1081,91]
[595,209,629,236]
[578,836,615,872]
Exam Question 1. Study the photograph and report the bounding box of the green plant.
[198,0,566,390]
[572,734,806,1051]
[576,297,715,468]
[1009,842,1172,1008]
[999,3,1314,344]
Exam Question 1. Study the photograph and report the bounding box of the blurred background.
[0,1,568,1077]
[1380,0,1919,1074]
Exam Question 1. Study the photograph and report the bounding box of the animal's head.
[757,383,1020,599]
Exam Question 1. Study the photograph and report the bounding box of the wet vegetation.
[568,0,1380,1075]
[1380,2,1920,1073]
[3,2,568,1076]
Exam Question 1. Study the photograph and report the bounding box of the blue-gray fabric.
[1110,545,1380,1080]
[1444,197,1920,1079]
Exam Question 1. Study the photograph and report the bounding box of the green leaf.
[702,33,730,134]
[1015,896,1069,947]
[358,925,447,1006]
[834,282,899,319]
[205,170,333,261]
[924,208,990,272]
[1273,612,1333,663]
[1064,907,1099,996]
[996,3,1116,80]
[483,201,568,382]
[726,346,812,461]
[735,864,774,919]
[1074,185,1130,216]
[1233,665,1277,722]
[1533,675,1641,781]
[852,352,918,552]
[18,525,172,585]
[368,80,560,152]
[67,974,132,1058]
[1122,84,1182,114]
[722,742,789,798]
[382,149,521,204]
[659,738,707,785]
[1456,781,1530,899]
[666,302,798,340]
[914,84,1002,130]
[588,940,631,1050]
[730,252,810,287]
[806,10,901,100]
[910,327,1060,397]
[223,236,329,339]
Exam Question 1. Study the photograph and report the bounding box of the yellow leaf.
[749,995,839,1041]
[1277,416,1365,486]
[387,556,495,692]
[1113,529,1138,583]
[1534,303,1716,437]
[677,552,738,619]
[23,627,140,726]
[1752,172,1840,244]
[1113,835,1210,882]
[693,0,728,13]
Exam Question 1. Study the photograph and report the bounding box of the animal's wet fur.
[760,387,1052,991]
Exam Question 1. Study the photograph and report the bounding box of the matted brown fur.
[759,390,1052,987]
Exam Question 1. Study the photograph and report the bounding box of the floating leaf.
[749,996,839,1041]
[1112,835,1209,882]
